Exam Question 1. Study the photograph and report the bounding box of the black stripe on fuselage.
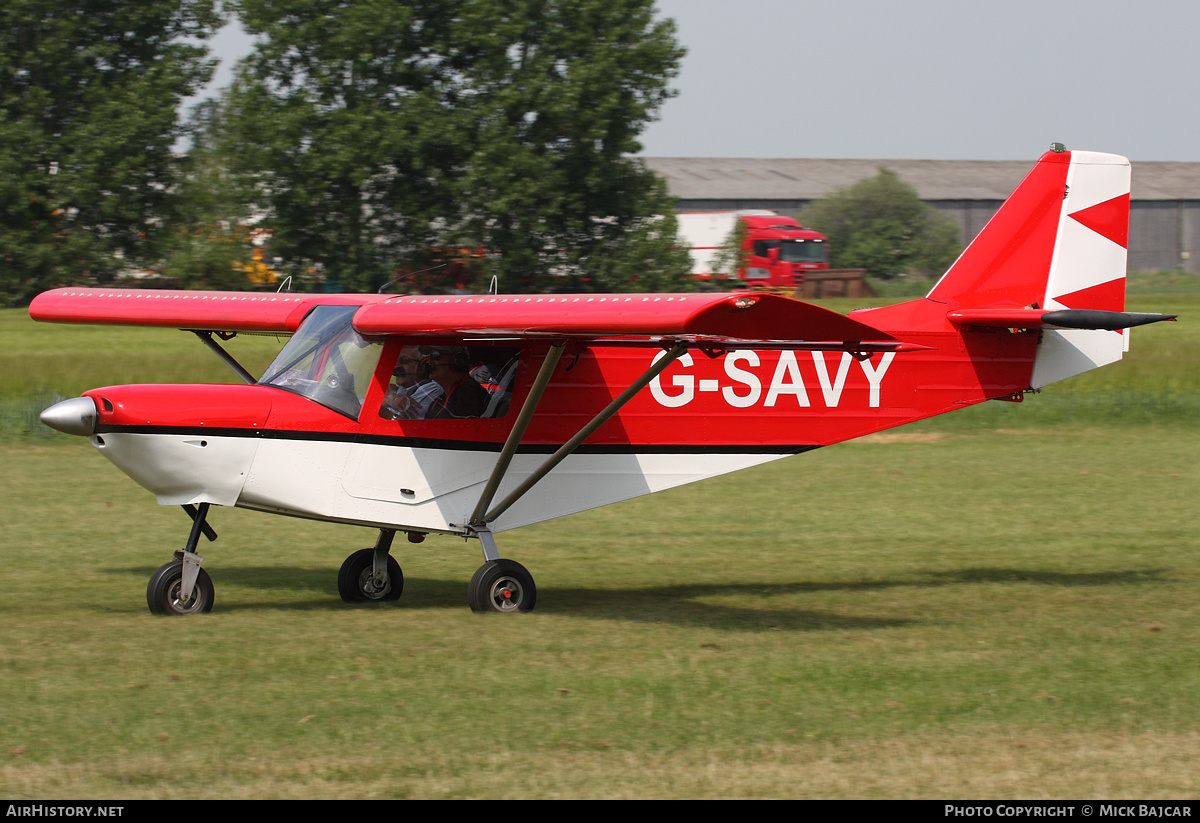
[94,424,820,456]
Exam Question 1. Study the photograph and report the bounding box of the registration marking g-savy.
[650,349,896,409]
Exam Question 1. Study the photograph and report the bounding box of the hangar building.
[643,157,1200,274]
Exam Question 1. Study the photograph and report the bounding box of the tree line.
[1,0,693,304]
[1,0,959,306]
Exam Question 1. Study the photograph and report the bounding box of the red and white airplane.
[32,148,1174,615]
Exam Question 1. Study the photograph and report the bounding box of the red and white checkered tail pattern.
[1032,151,1132,388]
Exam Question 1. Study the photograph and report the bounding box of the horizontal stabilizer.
[947,308,1176,330]
[1041,310,1175,330]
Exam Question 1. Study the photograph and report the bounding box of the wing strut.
[191,330,256,385]
[468,341,688,553]
[470,342,567,530]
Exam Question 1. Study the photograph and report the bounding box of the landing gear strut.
[460,343,687,615]
[147,503,216,615]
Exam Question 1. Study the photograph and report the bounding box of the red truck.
[676,210,829,289]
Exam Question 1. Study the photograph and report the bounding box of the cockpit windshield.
[259,305,383,418]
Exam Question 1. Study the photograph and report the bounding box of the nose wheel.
[468,559,536,613]
[147,560,214,615]
[147,503,217,616]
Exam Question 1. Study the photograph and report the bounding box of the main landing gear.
[333,527,537,614]
[468,558,536,613]
[337,529,404,602]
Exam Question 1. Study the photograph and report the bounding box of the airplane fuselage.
[80,317,1038,537]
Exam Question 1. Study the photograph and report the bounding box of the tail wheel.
[147,560,214,616]
[468,559,536,614]
[337,548,403,602]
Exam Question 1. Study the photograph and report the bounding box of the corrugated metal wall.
[1128,201,1200,273]
[675,198,1200,274]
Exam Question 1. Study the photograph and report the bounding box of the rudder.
[1031,151,1132,387]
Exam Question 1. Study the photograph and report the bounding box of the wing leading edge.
[28,288,389,333]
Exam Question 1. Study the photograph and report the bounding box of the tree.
[448,0,691,293]
[0,1,223,306]
[221,0,692,294]
[154,99,256,291]
[800,168,962,281]
[217,0,456,292]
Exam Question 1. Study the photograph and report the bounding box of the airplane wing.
[28,288,389,333]
[30,288,909,352]
[352,292,910,352]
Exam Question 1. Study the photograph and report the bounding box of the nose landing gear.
[147,556,214,615]
[147,503,217,616]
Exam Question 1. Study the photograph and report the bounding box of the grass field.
[0,286,1196,798]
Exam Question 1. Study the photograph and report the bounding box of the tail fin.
[928,149,1135,387]
[928,149,1130,313]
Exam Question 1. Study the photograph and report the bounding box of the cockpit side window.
[379,345,519,421]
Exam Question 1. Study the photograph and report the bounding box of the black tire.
[468,559,536,613]
[337,549,403,603]
[146,560,214,616]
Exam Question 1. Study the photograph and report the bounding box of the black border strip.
[94,424,820,456]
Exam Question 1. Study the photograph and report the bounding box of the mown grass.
[0,285,1195,798]
[2,426,1197,798]
[0,314,284,442]
[865,269,1200,300]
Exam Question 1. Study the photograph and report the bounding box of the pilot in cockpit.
[380,345,443,420]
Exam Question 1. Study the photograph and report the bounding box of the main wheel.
[147,560,214,615]
[337,549,403,602]
[468,559,536,613]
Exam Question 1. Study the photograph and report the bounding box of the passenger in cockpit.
[420,346,490,419]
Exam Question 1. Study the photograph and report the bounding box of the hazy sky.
[199,0,1200,162]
